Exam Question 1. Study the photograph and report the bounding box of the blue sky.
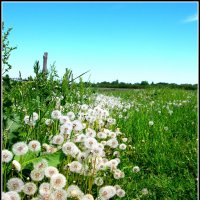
[2,2,198,84]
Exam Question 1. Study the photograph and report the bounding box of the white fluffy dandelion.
[122,138,128,142]
[69,161,82,173]
[50,173,66,190]
[73,120,84,131]
[39,182,51,195]
[62,142,80,157]
[84,137,98,149]
[24,115,35,126]
[132,166,140,173]
[59,115,70,124]
[81,104,88,111]
[12,142,28,156]
[28,140,41,152]
[30,169,45,181]
[60,122,73,135]
[116,189,126,197]
[2,150,13,163]
[141,188,148,195]
[2,192,11,200]
[34,159,48,171]
[99,186,116,200]
[23,182,37,195]
[94,177,104,186]
[67,111,75,121]
[149,121,154,126]
[66,185,84,199]
[106,138,118,148]
[45,166,59,178]
[33,112,39,121]
[52,135,64,145]
[77,152,88,163]
[97,132,107,139]
[86,128,96,138]
[82,194,94,200]
[51,110,61,120]
[7,178,24,192]
[45,119,53,126]
[119,143,126,150]
[7,191,21,200]
[12,160,21,172]
[50,189,67,200]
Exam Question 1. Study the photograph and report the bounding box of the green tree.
[2,22,17,75]
[141,80,149,85]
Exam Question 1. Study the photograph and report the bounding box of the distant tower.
[43,52,48,73]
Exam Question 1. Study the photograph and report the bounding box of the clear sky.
[2,2,198,84]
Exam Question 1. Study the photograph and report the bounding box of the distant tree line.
[84,80,198,90]
[8,76,197,91]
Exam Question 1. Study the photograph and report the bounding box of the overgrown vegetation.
[2,24,198,200]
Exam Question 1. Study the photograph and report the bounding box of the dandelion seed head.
[141,188,148,195]
[45,119,53,126]
[119,143,126,150]
[2,150,13,163]
[7,178,24,192]
[133,166,140,173]
[30,169,45,181]
[99,186,116,200]
[52,135,64,145]
[12,142,28,156]
[12,160,21,172]
[82,194,94,200]
[7,191,21,200]
[66,185,84,199]
[94,177,104,186]
[45,166,59,178]
[28,140,41,152]
[51,189,67,200]
[23,182,37,195]
[59,115,70,124]
[62,142,80,157]
[34,159,48,171]
[2,192,11,200]
[149,121,154,126]
[39,182,51,195]
[67,111,75,120]
[69,161,82,173]
[50,173,66,190]
[51,110,61,120]
[116,189,126,197]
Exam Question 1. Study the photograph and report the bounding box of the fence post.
[43,52,48,74]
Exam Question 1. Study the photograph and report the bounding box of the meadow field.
[2,69,198,200]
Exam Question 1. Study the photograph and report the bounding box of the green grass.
[3,72,197,199]
[101,88,197,199]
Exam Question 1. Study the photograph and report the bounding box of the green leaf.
[6,115,21,133]
[44,150,63,167]
[14,150,63,170]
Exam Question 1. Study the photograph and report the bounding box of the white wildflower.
[52,135,64,145]
[99,186,116,200]
[45,166,59,178]
[30,169,45,181]
[7,178,24,192]
[12,142,28,156]
[133,166,140,173]
[28,140,41,152]
[12,160,21,172]
[51,110,61,120]
[2,150,13,163]
[23,182,37,195]
[50,173,66,190]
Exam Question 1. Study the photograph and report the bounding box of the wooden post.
[43,52,48,73]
